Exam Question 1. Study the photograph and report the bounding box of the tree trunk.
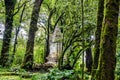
[44,31,50,62]
[91,0,104,77]
[22,0,43,70]
[86,47,92,73]
[95,0,119,80]
[44,9,54,62]
[0,0,16,67]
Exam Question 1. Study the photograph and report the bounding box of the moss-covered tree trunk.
[22,0,43,70]
[95,0,119,80]
[91,0,104,78]
[0,0,16,67]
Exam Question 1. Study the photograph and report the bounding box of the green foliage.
[47,68,73,80]
[115,53,120,80]
[114,15,120,80]
[34,35,45,64]
[9,66,26,73]
[13,45,26,65]
[0,67,10,72]
[0,1,5,22]
[38,68,76,80]
[35,68,91,80]
[0,76,21,80]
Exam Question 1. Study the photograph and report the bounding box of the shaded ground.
[0,67,48,80]
[0,72,47,80]
[0,76,30,80]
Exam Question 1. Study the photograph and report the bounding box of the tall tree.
[0,0,16,67]
[91,0,104,78]
[22,0,43,70]
[95,0,119,80]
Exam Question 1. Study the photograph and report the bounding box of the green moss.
[91,0,104,79]
[95,0,119,80]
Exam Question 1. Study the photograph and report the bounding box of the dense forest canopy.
[0,0,120,80]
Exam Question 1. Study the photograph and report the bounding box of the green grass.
[0,76,21,80]
[0,72,48,80]
[0,75,31,80]
[0,66,48,80]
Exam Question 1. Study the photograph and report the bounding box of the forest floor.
[0,67,48,80]
[0,72,47,80]
[0,61,58,80]
[0,76,30,80]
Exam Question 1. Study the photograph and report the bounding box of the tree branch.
[13,0,30,16]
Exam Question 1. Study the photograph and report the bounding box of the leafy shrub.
[38,68,81,80]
